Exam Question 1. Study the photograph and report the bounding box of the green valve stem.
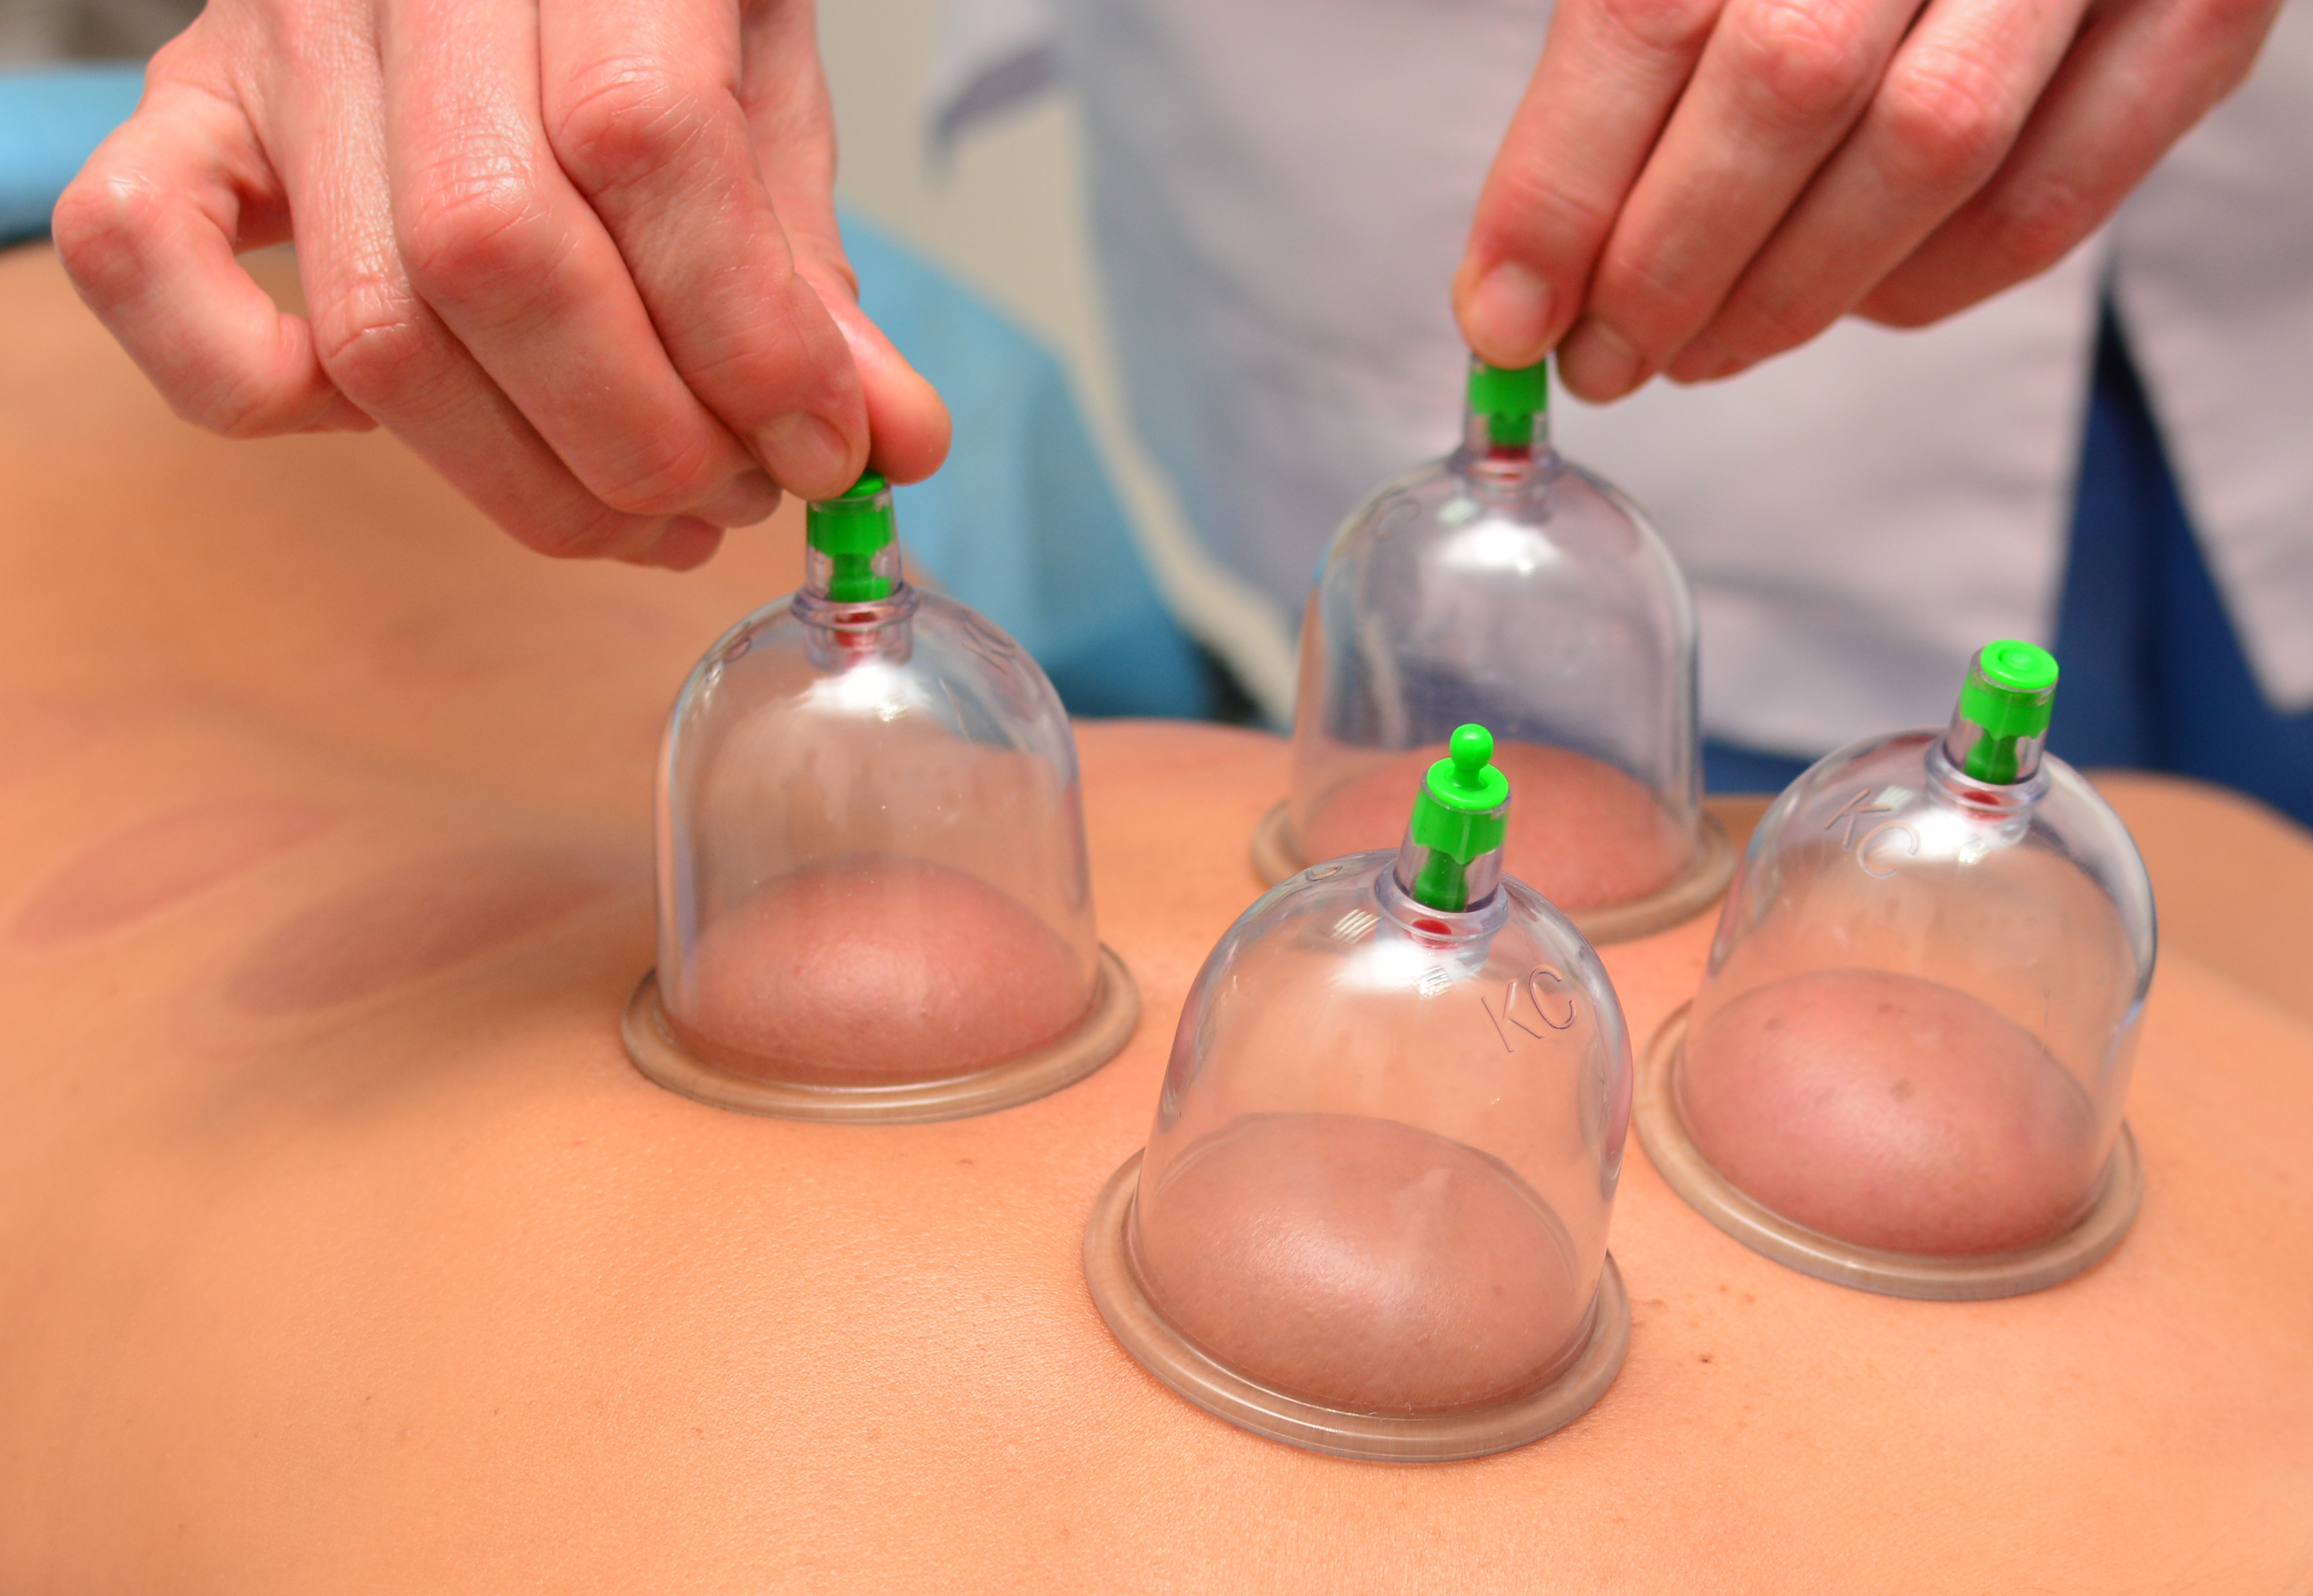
[1396,723,1512,912]
[1945,639,2059,784]
[1466,355,1549,453]
[806,472,900,603]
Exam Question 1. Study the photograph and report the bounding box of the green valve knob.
[1406,723,1512,911]
[806,472,897,602]
[1954,639,2059,783]
[1468,358,1549,449]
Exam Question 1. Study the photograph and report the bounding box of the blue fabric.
[2049,302,2313,827]
[0,64,1208,717]
[1709,303,2313,824]
[840,209,1209,719]
[0,64,143,245]
[1702,740,1813,796]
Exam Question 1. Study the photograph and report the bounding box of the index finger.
[1858,0,2282,328]
[55,83,372,438]
[1453,0,1727,367]
[540,0,869,501]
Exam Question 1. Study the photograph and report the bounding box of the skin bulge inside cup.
[1297,740,1687,911]
[1674,642,2139,1259]
[1678,968,2103,1254]
[654,474,1103,1089]
[1132,1109,1587,1412]
[1129,726,1614,1416]
[665,851,1092,1086]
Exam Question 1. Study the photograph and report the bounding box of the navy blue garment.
[1710,303,2313,825]
[1701,739,1813,796]
[2048,303,2313,827]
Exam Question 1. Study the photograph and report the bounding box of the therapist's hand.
[1453,0,2284,402]
[52,0,949,569]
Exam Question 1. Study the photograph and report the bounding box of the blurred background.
[5,1,2310,824]
[0,0,1286,722]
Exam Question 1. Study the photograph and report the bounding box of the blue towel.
[0,63,1210,718]
[841,208,1207,718]
[0,63,144,245]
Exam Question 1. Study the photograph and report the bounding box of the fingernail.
[1465,260,1557,366]
[756,413,854,500]
[1557,316,1648,400]
[628,517,724,571]
[695,470,783,528]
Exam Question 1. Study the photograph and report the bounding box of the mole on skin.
[1681,968,2103,1255]
[1301,742,1686,910]
[669,852,1091,1086]
[1134,1112,1586,1413]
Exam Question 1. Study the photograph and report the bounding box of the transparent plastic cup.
[1257,358,1732,941]
[1636,642,2155,1297]
[1090,726,1632,1460]
[623,475,1138,1123]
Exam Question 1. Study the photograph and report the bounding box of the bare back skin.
[2,244,2309,1592]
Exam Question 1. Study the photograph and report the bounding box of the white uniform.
[937,0,2313,753]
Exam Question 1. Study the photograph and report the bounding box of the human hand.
[1453,0,2284,402]
[53,0,949,569]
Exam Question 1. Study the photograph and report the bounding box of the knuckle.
[1590,0,1721,59]
[1732,288,1841,362]
[1728,0,1879,124]
[1875,48,2018,191]
[547,62,715,194]
[1502,170,1614,242]
[197,372,305,441]
[1584,244,1693,350]
[141,25,216,87]
[2185,0,2284,72]
[308,278,435,406]
[587,433,727,517]
[1981,174,2104,279]
[1711,282,1820,359]
[1861,288,1941,330]
[51,167,163,298]
[520,501,649,563]
[1479,164,1615,264]
[136,347,313,443]
[396,165,560,304]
